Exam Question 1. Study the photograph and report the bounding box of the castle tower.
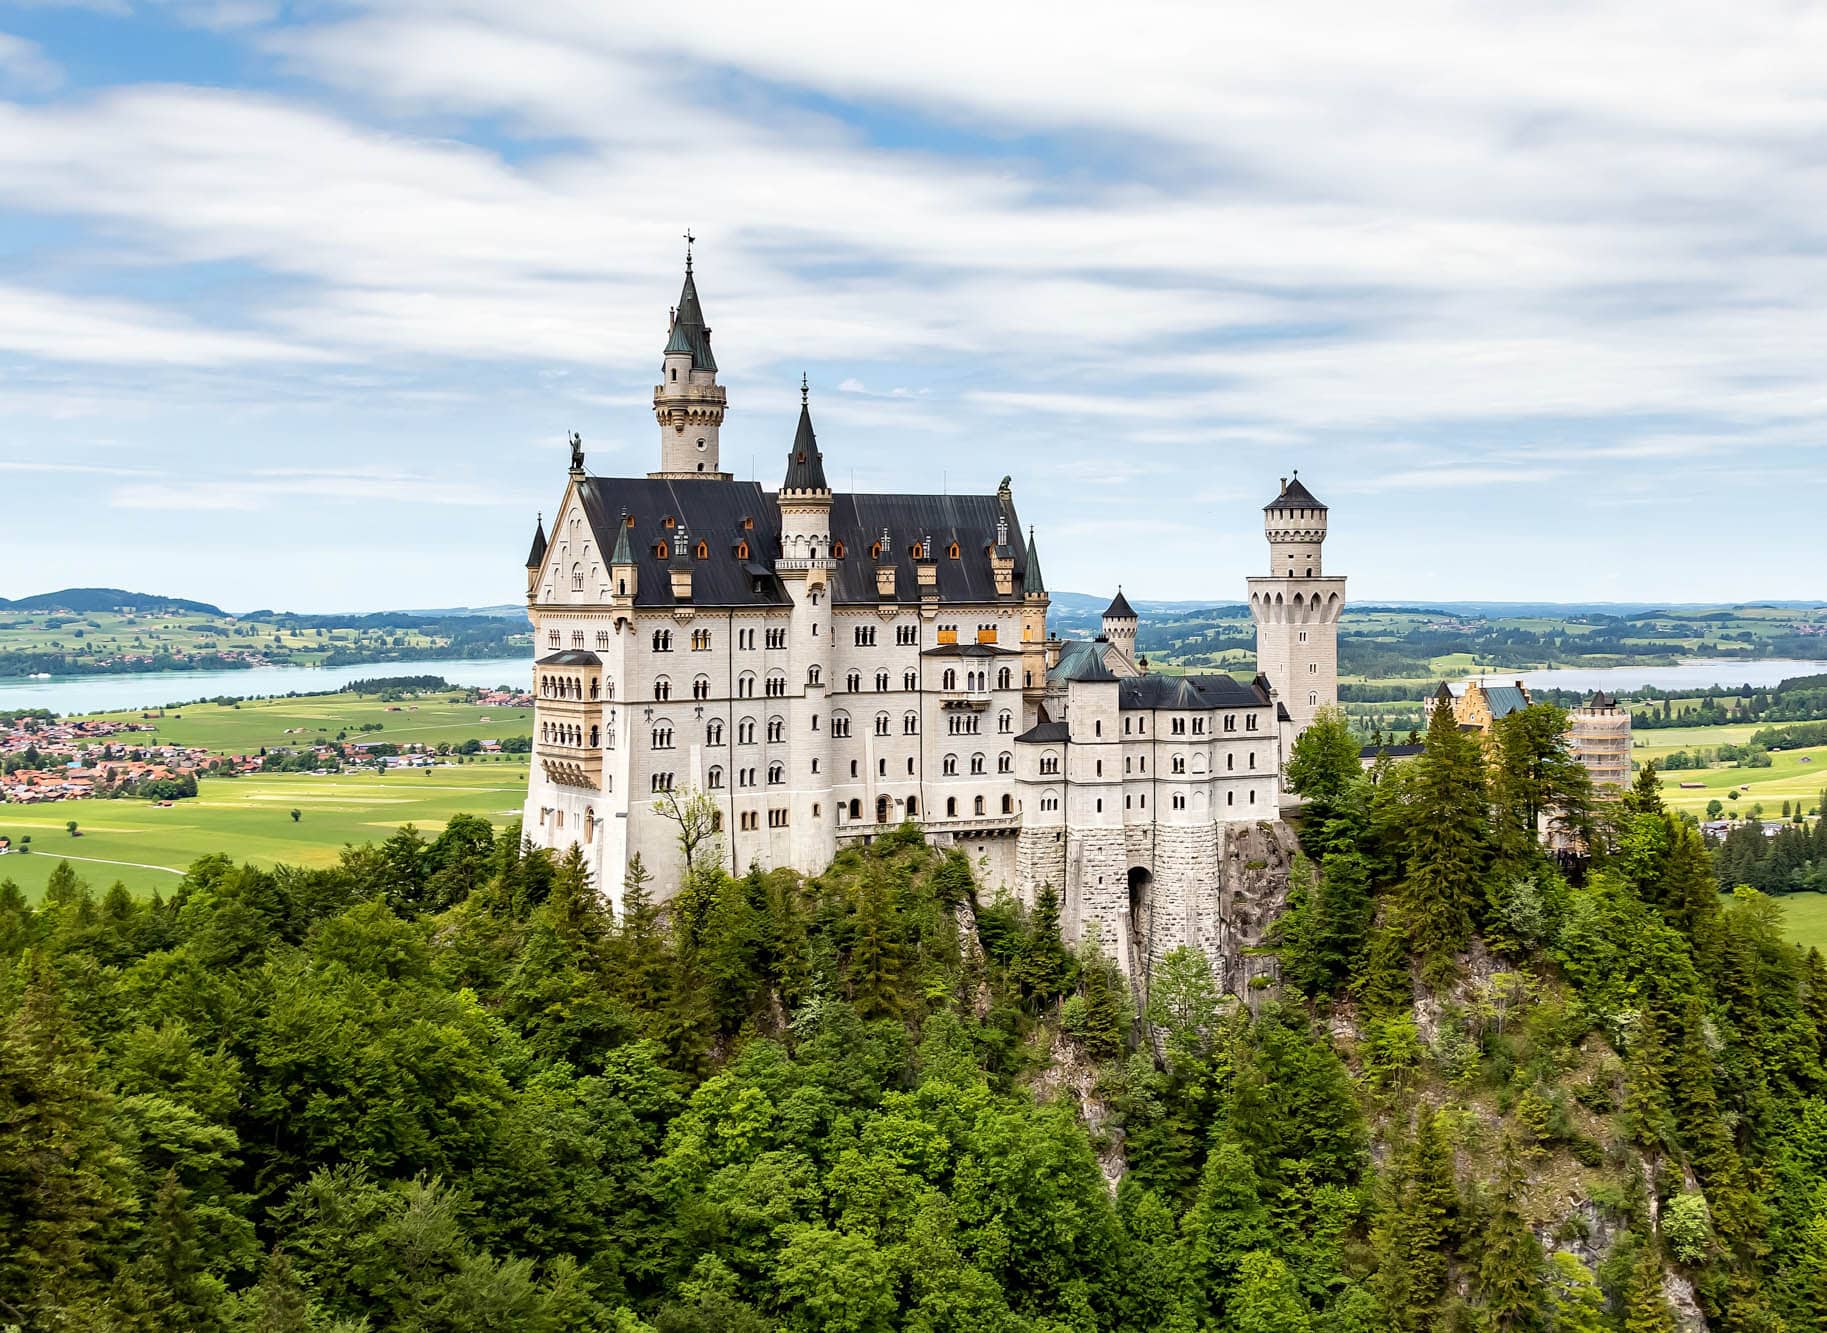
[1247,473,1345,734]
[651,237,730,479]
[778,376,833,568]
[1101,588,1138,665]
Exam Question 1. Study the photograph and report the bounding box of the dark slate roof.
[1481,684,1530,720]
[663,265,717,372]
[922,642,1021,658]
[1265,474,1326,511]
[1104,589,1136,620]
[1016,721,1071,744]
[1050,639,1117,683]
[1588,690,1618,708]
[826,490,1034,607]
[1118,674,1268,711]
[783,401,829,492]
[537,649,601,667]
[525,516,547,568]
[1360,742,1425,759]
[575,477,789,608]
[1025,529,1046,595]
[609,513,634,566]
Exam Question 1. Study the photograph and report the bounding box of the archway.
[1126,867,1154,984]
[876,795,891,824]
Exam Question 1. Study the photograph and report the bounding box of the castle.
[520,248,1344,977]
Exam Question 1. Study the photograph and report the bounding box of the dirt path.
[15,852,184,877]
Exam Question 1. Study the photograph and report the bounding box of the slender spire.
[783,378,830,492]
[610,510,634,565]
[1104,587,1136,620]
[525,513,547,568]
[1025,526,1046,595]
[663,245,716,371]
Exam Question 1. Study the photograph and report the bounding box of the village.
[0,686,534,807]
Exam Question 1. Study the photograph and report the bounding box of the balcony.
[940,688,992,709]
[536,741,602,790]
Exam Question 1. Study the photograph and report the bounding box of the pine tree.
[1623,1010,1676,1153]
[1378,1105,1458,1333]
[1478,1142,1547,1332]
[1399,704,1491,969]
[1624,760,1666,817]
[1180,1138,1273,1318]
[1012,882,1071,1008]
[1622,1242,1676,1333]
[848,871,903,1019]
[1225,1251,1311,1333]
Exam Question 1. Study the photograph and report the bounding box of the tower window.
[696,438,706,451]
[671,368,677,381]
[833,541,846,559]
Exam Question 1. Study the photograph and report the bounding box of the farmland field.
[68,689,533,757]
[0,760,530,900]
[1637,727,1827,818]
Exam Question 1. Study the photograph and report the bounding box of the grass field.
[0,760,530,900]
[0,609,447,663]
[1637,730,1827,819]
[71,690,533,757]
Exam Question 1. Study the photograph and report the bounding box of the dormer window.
[736,540,750,560]
[948,542,961,559]
[655,540,669,559]
[695,541,709,559]
[742,516,755,531]
[870,541,881,561]
[833,540,846,559]
[663,516,676,529]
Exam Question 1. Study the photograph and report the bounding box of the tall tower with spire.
[652,234,730,479]
[778,375,833,568]
[1247,473,1345,736]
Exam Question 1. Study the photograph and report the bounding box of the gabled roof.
[1103,589,1137,620]
[1015,721,1071,744]
[536,649,601,667]
[525,516,547,568]
[1587,690,1618,708]
[663,264,717,372]
[1481,684,1530,720]
[1050,639,1118,683]
[825,490,1034,606]
[1118,673,1268,711]
[783,399,829,492]
[574,477,789,608]
[1265,475,1326,511]
[921,642,1021,658]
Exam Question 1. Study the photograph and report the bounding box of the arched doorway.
[876,795,891,824]
[1126,867,1154,984]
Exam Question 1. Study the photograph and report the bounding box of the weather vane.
[683,229,695,270]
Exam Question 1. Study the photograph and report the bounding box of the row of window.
[538,673,605,701]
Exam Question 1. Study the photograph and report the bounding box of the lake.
[1510,659,1825,693]
[1,656,534,716]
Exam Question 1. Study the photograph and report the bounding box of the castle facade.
[520,251,1344,975]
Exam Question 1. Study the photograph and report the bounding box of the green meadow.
[1636,729,1827,819]
[0,761,530,901]
[70,689,532,756]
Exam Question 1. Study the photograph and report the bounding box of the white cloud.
[0,34,60,93]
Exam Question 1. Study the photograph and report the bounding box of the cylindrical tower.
[1246,473,1346,737]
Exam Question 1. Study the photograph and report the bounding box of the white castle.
[521,248,1344,977]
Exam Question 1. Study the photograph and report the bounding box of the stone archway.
[1126,866,1154,985]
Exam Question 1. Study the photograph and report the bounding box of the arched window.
[849,798,862,820]
[973,795,985,815]
[833,540,846,559]
[1001,794,1013,814]
[707,719,724,745]
[998,710,1012,734]
[942,669,957,690]
[768,717,784,743]
[998,752,1012,773]
[736,539,750,559]
[584,808,595,839]
[808,665,822,685]
[946,797,958,817]
[656,540,668,560]
[768,763,784,785]
[948,542,960,559]
[997,666,1012,689]
[692,676,710,700]
[695,540,708,559]
[572,563,584,590]
[847,670,862,692]
[589,725,599,747]
[875,670,889,691]
[943,754,958,776]
[652,629,672,652]
[737,717,756,744]
[970,753,985,774]
[903,711,919,734]
[737,672,756,698]
[651,724,673,749]
[906,796,918,817]
[903,669,917,690]
[831,712,851,738]
[766,672,787,698]
[654,677,672,701]
[875,712,891,736]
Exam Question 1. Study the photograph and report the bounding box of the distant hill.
[0,588,226,616]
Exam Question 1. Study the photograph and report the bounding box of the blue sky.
[2,1,1824,612]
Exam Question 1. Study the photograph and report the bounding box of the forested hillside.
[3,702,1826,1330]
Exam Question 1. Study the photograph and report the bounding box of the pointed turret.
[609,510,637,602]
[664,259,718,372]
[1024,527,1046,597]
[1103,588,1136,622]
[782,375,830,494]
[1102,587,1137,663]
[525,514,548,570]
[652,236,729,478]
